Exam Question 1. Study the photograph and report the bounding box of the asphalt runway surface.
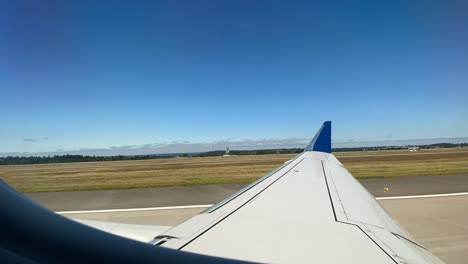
[23,174,468,264]
[27,174,468,211]
[381,196,468,263]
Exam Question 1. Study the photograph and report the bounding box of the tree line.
[1,143,465,165]
[0,154,176,165]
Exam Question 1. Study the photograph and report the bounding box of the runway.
[27,174,468,211]
[380,195,468,263]
[24,174,468,263]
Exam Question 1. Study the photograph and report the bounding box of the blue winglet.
[304,121,332,153]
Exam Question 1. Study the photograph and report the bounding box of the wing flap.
[322,154,444,263]
[323,155,410,235]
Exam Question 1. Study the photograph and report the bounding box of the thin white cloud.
[23,137,49,143]
[109,145,138,150]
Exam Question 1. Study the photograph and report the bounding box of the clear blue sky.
[1,1,467,154]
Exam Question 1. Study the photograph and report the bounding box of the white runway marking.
[57,192,468,214]
[376,192,468,200]
[57,204,213,214]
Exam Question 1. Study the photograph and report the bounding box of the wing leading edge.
[157,121,444,263]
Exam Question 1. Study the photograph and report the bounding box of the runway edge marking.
[57,192,468,214]
[376,192,468,200]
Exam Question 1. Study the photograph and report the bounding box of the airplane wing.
[156,121,444,263]
[0,121,444,263]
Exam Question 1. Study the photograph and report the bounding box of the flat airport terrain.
[2,147,468,193]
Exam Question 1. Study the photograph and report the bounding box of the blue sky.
[1,1,467,155]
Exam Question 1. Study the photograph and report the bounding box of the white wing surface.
[155,121,444,263]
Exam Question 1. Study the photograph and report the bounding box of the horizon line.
[1,136,467,158]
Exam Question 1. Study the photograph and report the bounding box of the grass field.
[1,148,468,192]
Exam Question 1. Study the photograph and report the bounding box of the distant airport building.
[408,146,420,151]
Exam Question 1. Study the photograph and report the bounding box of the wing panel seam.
[324,163,349,220]
[391,232,428,251]
[321,160,398,264]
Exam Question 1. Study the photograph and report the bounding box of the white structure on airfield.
[223,147,230,157]
[408,146,420,151]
